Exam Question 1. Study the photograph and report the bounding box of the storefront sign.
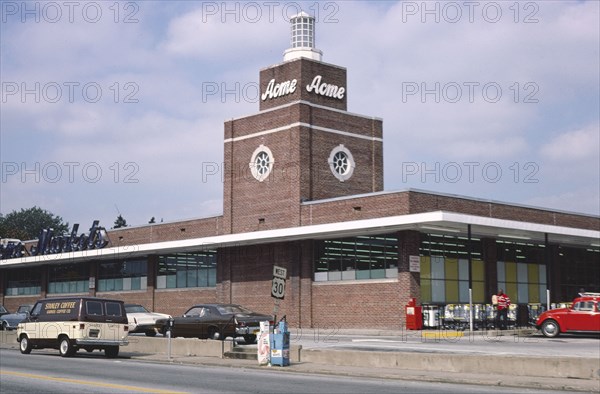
[305,75,345,100]
[31,220,109,256]
[261,78,297,100]
[0,238,25,260]
[0,220,109,259]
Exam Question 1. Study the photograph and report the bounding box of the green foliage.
[113,214,128,229]
[0,206,69,240]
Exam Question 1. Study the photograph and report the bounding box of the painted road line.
[0,370,187,394]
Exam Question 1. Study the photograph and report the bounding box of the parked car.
[1,305,33,330]
[125,304,171,337]
[156,304,272,343]
[536,293,600,337]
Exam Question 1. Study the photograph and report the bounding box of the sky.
[1,0,599,234]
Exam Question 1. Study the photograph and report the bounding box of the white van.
[17,297,129,358]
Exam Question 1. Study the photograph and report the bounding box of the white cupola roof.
[283,12,323,62]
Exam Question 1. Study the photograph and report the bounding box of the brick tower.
[223,12,383,234]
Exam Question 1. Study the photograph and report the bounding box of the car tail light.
[79,323,85,330]
[124,325,129,332]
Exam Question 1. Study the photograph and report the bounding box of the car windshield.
[0,306,7,313]
[17,305,31,313]
[217,305,252,314]
[125,305,149,313]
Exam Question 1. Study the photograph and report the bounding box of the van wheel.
[145,330,157,337]
[19,335,32,354]
[59,336,75,357]
[105,346,119,358]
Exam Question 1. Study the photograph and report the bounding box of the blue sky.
[1,1,599,232]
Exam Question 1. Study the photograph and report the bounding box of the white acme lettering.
[305,75,345,100]
[261,78,297,101]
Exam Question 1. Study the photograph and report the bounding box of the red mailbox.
[405,298,423,330]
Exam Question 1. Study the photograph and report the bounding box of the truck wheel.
[59,336,75,357]
[105,346,119,358]
[541,320,560,338]
[19,335,32,354]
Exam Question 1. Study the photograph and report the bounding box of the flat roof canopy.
[2,211,598,268]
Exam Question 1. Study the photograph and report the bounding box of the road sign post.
[271,266,287,327]
[271,265,287,300]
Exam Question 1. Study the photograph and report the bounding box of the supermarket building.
[1,14,599,329]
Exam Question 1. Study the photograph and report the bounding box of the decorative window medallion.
[250,145,274,182]
[328,144,355,182]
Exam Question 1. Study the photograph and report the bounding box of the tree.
[149,217,156,224]
[0,206,69,240]
[113,214,128,229]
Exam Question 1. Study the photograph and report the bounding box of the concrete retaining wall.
[301,349,600,380]
[0,331,233,358]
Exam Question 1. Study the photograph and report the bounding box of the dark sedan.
[156,304,272,343]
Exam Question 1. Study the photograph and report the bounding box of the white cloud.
[540,124,600,161]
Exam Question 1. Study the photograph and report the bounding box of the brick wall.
[407,191,599,230]
[312,281,403,329]
[301,192,410,226]
[107,217,223,247]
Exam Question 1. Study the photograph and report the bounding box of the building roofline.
[302,188,600,219]
[2,211,598,268]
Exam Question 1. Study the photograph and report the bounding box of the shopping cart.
[484,304,497,329]
[507,304,518,329]
[527,303,546,326]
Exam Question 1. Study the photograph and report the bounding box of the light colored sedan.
[1,305,33,330]
[125,304,171,337]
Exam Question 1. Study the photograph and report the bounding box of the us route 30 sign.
[271,265,287,299]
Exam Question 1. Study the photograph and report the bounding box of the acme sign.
[261,75,345,101]
[305,75,345,100]
[0,220,109,260]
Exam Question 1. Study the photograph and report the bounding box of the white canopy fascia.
[1,211,598,267]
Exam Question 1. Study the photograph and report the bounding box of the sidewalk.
[124,351,600,393]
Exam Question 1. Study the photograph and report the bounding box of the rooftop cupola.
[283,11,323,62]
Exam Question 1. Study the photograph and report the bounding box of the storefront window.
[557,246,600,301]
[157,251,217,289]
[496,240,548,304]
[48,263,88,294]
[419,233,484,304]
[5,268,41,296]
[314,235,398,281]
[98,258,148,292]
